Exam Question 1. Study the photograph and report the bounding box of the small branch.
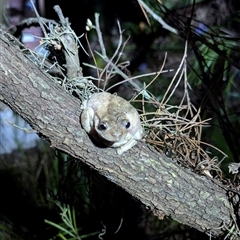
[137,0,178,35]
[53,5,69,27]
[29,0,47,36]
[95,13,106,57]
[94,13,152,100]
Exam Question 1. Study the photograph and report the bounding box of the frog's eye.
[125,122,131,129]
[99,123,107,130]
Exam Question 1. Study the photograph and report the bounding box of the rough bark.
[0,29,233,237]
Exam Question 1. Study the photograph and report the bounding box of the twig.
[105,69,173,93]
[51,5,83,79]
[94,13,152,100]
[53,5,68,27]
[100,20,124,89]
[137,0,178,35]
[29,0,47,37]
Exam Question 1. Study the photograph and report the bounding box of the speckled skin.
[81,92,143,154]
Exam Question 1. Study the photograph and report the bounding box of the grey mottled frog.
[80,92,143,154]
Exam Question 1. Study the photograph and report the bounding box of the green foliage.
[45,202,99,240]
[188,29,238,87]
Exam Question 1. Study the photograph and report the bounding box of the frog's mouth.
[96,134,117,147]
[88,129,116,147]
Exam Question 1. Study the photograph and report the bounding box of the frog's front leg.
[81,106,95,133]
[116,138,138,155]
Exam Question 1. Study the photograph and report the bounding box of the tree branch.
[0,29,234,238]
